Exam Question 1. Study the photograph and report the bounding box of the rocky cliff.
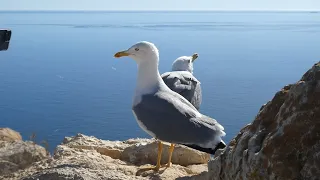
[208,62,320,180]
[0,62,319,180]
[0,131,209,180]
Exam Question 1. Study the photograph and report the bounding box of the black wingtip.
[216,141,227,149]
[182,141,227,155]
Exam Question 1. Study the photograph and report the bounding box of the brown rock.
[0,141,47,176]
[10,135,209,180]
[121,139,210,166]
[61,133,126,160]
[208,62,320,180]
[62,134,210,166]
[0,128,22,142]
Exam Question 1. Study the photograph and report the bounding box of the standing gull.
[114,41,226,172]
[161,53,202,110]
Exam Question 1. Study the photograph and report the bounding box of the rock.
[0,160,19,176]
[61,133,128,160]
[0,128,22,142]
[0,128,48,177]
[208,62,320,179]
[0,140,48,176]
[62,133,210,166]
[3,134,209,180]
[121,139,210,166]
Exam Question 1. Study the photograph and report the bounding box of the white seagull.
[161,53,202,110]
[114,41,226,172]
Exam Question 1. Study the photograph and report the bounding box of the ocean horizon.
[1,10,319,12]
[0,11,319,151]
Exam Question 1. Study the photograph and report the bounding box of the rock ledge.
[1,132,210,180]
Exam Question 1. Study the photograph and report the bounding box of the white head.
[171,53,199,74]
[114,41,165,98]
[114,41,159,65]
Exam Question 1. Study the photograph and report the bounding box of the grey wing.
[191,81,202,110]
[161,71,202,110]
[132,91,225,148]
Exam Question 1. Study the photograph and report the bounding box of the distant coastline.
[0,10,319,13]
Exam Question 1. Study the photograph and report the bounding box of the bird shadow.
[135,166,168,177]
[175,171,209,180]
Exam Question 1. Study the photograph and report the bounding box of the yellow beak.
[191,53,199,62]
[114,50,130,58]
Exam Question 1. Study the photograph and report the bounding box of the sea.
[0,11,319,152]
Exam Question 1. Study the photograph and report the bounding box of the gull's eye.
[135,48,139,51]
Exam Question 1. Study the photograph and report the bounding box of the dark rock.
[208,62,320,180]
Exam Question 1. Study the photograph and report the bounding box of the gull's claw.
[136,141,163,176]
[136,165,161,176]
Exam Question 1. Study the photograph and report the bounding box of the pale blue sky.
[0,0,319,11]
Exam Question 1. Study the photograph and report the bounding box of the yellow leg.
[136,141,163,175]
[163,143,175,168]
[155,141,163,170]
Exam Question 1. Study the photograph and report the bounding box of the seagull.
[161,53,202,110]
[114,41,226,172]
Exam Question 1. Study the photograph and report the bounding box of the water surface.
[0,11,319,151]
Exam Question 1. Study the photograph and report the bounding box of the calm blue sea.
[0,11,319,151]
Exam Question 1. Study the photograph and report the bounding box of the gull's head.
[114,41,159,64]
[171,53,199,74]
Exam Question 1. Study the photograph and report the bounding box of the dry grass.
[29,132,51,156]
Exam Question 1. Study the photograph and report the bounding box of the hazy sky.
[1,0,319,11]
